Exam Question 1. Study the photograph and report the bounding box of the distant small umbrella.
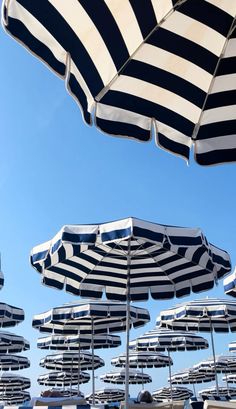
[86,388,125,404]
[37,333,121,350]
[0,332,29,353]
[111,351,172,368]
[199,386,236,400]
[229,341,236,353]
[224,269,236,298]
[38,371,90,387]
[0,354,30,371]
[101,369,152,385]
[0,303,24,327]
[152,386,193,401]
[0,391,30,405]
[0,374,30,391]
[40,352,104,371]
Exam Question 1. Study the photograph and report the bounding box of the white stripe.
[135,44,212,92]
[201,104,236,125]
[49,0,117,87]
[163,11,226,56]
[224,38,236,58]
[211,73,236,93]
[110,75,201,123]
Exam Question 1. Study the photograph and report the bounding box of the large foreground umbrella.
[38,371,90,387]
[101,369,152,385]
[152,386,193,402]
[0,332,29,353]
[40,352,104,371]
[37,333,121,351]
[30,217,230,408]
[86,388,125,404]
[3,1,236,165]
[157,298,236,395]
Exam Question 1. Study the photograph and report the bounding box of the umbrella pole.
[225,371,230,396]
[209,318,219,396]
[141,367,144,390]
[125,238,131,409]
[167,349,173,405]
[92,318,95,405]
[193,383,196,397]
[78,341,80,395]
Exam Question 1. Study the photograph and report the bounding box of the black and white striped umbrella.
[199,386,236,399]
[223,374,236,383]
[111,351,172,369]
[0,391,31,405]
[86,388,125,404]
[0,354,30,371]
[30,217,230,408]
[152,386,193,402]
[0,374,31,391]
[171,368,215,384]
[3,2,236,166]
[0,332,30,353]
[37,333,121,351]
[40,352,104,371]
[100,369,152,385]
[229,341,236,353]
[194,356,236,374]
[224,269,236,298]
[0,303,24,327]
[38,371,90,387]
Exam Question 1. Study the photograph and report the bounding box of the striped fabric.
[194,356,236,374]
[38,371,90,386]
[0,332,30,353]
[0,374,31,391]
[229,341,236,353]
[152,386,193,401]
[86,388,125,404]
[0,303,24,327]
[100,369,152,385]
[111,351,172,368]
[37,333,121,351]
[223,373,236,383]
[40,352,104,371]
[2,1,236,166]
[32,301,150,334]
[157,298,236,332]
[0,354,30,370]
[199,386,236,399]
[0,391,31,405]
[129,329,209,352]
[30,217,231,301]
[39,388,85,398]
[170,368,215,384]
[224,269,236,297]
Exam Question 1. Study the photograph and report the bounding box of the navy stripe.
[197,120,236,139]
[101,227,132,242]
[205,90,236,110]
[217,57,236,76]
[157,133,190,161]
[148,28,218,74]
[17,0,104,97]
[129,0,157,38]
[79,0,129,70]
[196,148,236,166]
[96,117,151,142]
[124,60,206,107]
[178,0,233,37]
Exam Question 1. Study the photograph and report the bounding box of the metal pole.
[167,348,173,404]
[125,238,131,409]
[225,371,230,396]
[92,318,95,405]
[209,318,219,395]
[78,340,80,395]
[193,383,196,397]
[141,367,144,390]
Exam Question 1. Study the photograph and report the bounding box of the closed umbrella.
[30,217,230,408]
[38,371,90,387]
[101,369,152,385]
[3,1,236,165]
[37,333,121,351]
[152,386,193,402]
[86,388,125,404]
[157,298,236,395]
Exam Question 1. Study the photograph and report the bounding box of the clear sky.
[1,5,236,399]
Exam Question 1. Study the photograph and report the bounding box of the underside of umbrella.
[152,386,193,401]
[100,369,152,384]
[2,1,236,165]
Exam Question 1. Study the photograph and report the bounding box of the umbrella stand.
[125,238,131,409]
[209,318,219,395]
[167,348,173,405]
[91,318,95,405]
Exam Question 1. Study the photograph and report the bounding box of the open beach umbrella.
[229,341,236,353]
[199,386,236,400]
[86,388,125,404]
[170,368,215,396]
[37,333,121,351]
[40,352,104,371]
[224,269,236,297]
[30,216,230,408]
[37,371,90,387]
[152,386,193,402]
[0,374,31,391]
[0,354,30,371]
[157,298,236,395]
[41,388,84,398]
[3,1,236,166]
[0,303,24,328]
[0,264,4,290]
[223,373,236,383]
[0,332,29,353]
[0,391,31,405]
[33,300,149,405]
[100,369,152,385]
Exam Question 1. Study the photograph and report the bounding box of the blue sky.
[1,8,236,399]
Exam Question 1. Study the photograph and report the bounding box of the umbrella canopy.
[0,391,31,405]
[100,369,152,385]
[0,374,31,391]
[0,303,24,327]
[224,269,236,297]
[30,218,231,301]
[40,352,104,371]
[111,351,172,368]
[86,388,125,404]
[152,386,193,401]
[0,354,30,371]
[32,301,150,334]
[194,356,236,374]
[38,371,90,387]
[37,333,121,351]
[170,368,215,384]
[229,341,236,353]
[0,332,30,353]
[130,329,209,352]
[223,374,236,383]
[199,386,236,399]
[3,1,236,166]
